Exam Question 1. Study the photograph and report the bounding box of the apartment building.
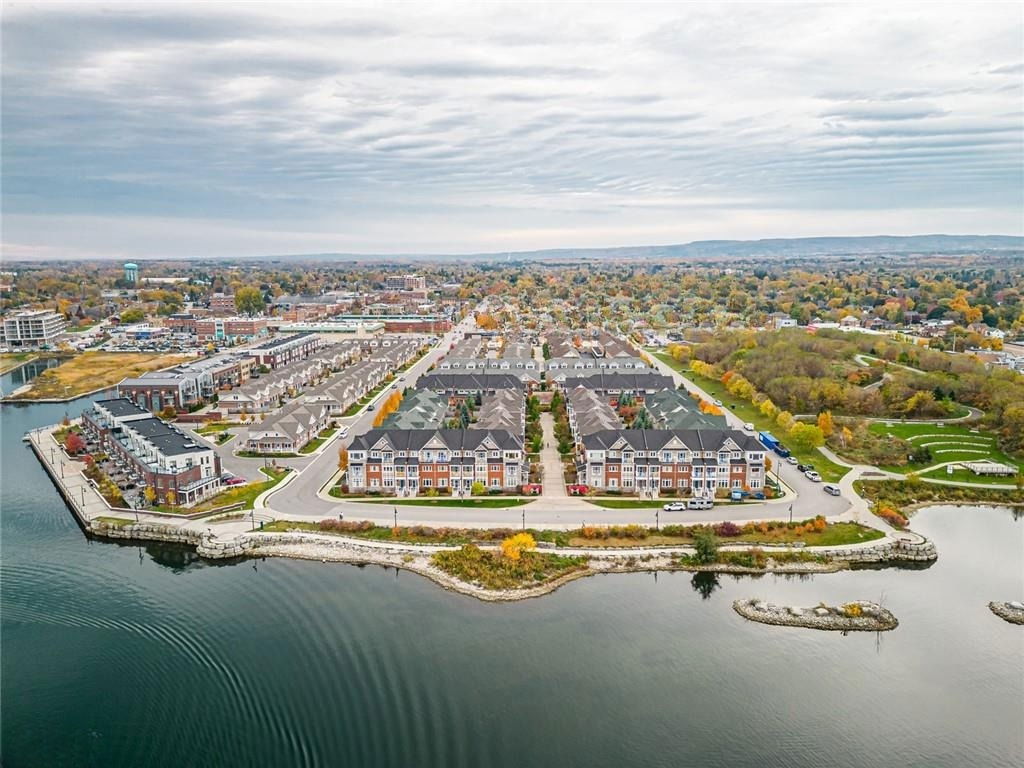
[577,429,766,496]
[82,398,222,505]
[248,332,322,369]
[209,293,236,315]
[385,274,427,291]
[118,354,255,411]
[1,310,66,348]
[346,429,525,494]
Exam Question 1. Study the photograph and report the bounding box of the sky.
[2,2,1022,260]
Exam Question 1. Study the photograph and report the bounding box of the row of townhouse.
[248,332,322,369]
[118,353,256,412]
[565,385,621,438]
[545,356,650,380]
[559,373,674,404]
[546,329,640,359]
[472,389,525,436]
[303,359,394,417]
[381,389,449,430]
[644,388,727,430]
[577,429,767,496]
[434,357,541,382]
[82,398,223,505]
[244,400,331,453]
[346,429,526,494]
[415,373,525,403]
[219,341,364,414]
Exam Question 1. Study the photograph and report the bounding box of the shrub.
[713,521,741,537]
[842,603,863,618]
[693,530,719,564]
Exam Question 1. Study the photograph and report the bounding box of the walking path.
[538,413,567,499]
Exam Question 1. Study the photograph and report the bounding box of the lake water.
[2,381,1022,767]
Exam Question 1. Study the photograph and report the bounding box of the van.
[823,484,841,496]
[687,498,714,510]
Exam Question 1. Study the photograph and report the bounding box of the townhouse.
[472,389,525,436]
[644,388,727,430]
[415,373,525,403]
[545,355,649,382]
[82,398,223,505]
[565,385,622,438]
[381,390,448,430]
[577,429,766,496]
[346,429,526,494]
[435,356,541,384]
[118,353,256,412]
[244,400,332,453]
[558,372,674,404]
[248,332,322,369]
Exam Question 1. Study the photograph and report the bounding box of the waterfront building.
[1,310,67,348]
[82,398,222,505]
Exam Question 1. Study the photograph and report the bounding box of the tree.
[144,486,157,506]
[119,308,145,324]
[693,530,718,564]
[787,422,825,451]
[338,448,349,471]
[234,286,265,316]
[471,481,485,496]
[817,410,834,438]
[159,405,176,421]
[65,431,85,455]
[776,410,794,431]
[500,532,536,561]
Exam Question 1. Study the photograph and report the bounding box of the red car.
[566,484,590,496]
[224,477,247,486]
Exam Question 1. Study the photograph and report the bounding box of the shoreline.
[733,599,899,631]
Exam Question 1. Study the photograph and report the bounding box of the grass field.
[583,498,673,509]
[298,427,338,454]
[342,382,390,417]
[0,352,39,375]
[152,466,289,514]
[653,351,850,483]
[568,522,882,548]
[868,422,1021,478]
[12,351,189,399]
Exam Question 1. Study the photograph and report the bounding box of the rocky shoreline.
[733,599,898,631]
[88,518,939,603]
[988,601,1024,625]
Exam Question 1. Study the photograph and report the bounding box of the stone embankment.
[734,599,898,631]
[988,601,1024,625]
[818,535,937,565]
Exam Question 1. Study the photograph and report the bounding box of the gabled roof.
[349,428,524,453]
[580,429,762,452]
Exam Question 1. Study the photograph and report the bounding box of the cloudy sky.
[2,2,1022,260]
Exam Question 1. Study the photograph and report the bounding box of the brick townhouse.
[577,429,766,496]
[346,429,525,495]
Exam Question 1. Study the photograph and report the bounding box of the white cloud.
[2,2,1022,259]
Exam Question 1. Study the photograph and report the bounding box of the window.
[421,478,432,487]
[661,478,672,487]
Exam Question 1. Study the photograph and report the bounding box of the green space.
[0,352,38,375]
[299,427,338,454]
[867,422,1021,476]
[583,498,671,509]
[152,466,290,514]
[920,467,1021,486]
[236,450,298,458]
[431,545,587,590]
[360,497,529,508]
[94,516,133,528]
[215,432,235,445]
[194,421,242,435]
[854,479,1022,514]
[342,381,391,417]
[653,351,850,483]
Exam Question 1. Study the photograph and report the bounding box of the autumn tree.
[817,410,834,438]
[500,532,536,561]
[144,486,157,505]
[338,448,349,471]
[787,422,825,451]
[65,431,86,455]
[234,286,265,316]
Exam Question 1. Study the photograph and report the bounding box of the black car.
[796,463,813,473]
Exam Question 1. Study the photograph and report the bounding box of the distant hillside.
[256,234,1023,263]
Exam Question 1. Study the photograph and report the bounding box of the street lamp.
[655,509,660,531]
[393,506,398,528]
[522,509,526,530]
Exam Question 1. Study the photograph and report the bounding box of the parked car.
[743,422,755,431]
[225,477,247,486]
[566,484,590,495]
[796,463,813,473]
[804,470,822,482]
[823,484,841,496]
[713,399,723,407]
[662,501,686,512]
[785,455,798,465]
[340,428,349,438]
[687,498,714,510]
[367,404,376,411]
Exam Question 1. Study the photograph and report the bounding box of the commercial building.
[82,398,222,506]
[195,316,268,343]
[576,429,766,496]
[346,429,525,494]
[209,293,236,315]
[1,310,67,348]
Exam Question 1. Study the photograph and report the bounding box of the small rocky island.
[733,599,898,632]
[988,601,1024,625]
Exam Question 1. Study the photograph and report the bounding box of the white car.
[662,501,686,512]
[743,422,755,431]
[804,470,822,482]
[713,399,723,407]
[687,498,714,510]
[785,456,798,465]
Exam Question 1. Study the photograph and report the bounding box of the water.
[2,383,1022,767]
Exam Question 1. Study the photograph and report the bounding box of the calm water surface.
[2,381,1022,767]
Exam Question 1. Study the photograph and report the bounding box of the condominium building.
[82,398,222,506]
[346,429,525,494]
[1,310,66,348]
[577,429,766,496]
[118,354,255,411]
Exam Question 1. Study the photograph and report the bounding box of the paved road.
[538,413,567,498]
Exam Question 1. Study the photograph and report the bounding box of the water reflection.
[691,571,720,599]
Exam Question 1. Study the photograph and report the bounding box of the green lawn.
[151,466,290,514]
[584,498,670,509]
[653,351,850,483]
[236,450,298,458]
[298,427,338,454]
[342,382,391,417]
[868,422,1021,475]
[920,467,1021,486]
[194,421,242,435]
[360,497,530,508]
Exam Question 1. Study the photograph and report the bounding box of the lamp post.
[655,509,660,532]
[789,504,794,524]
[393,506,398,528]
[522,509,526,530]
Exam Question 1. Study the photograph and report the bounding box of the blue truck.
[758,430,791,458]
